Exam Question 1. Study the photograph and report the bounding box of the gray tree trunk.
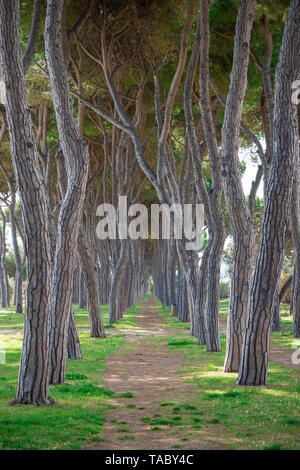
[220,0,257,372]
[45,0,89,385]
[0,1,52,405]
[290,147,300,337]
[237,0,300,386]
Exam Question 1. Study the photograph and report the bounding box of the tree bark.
[220,0,257,372]
[67,306,82,360]
[237,0,300,385]
[9,183,23,313]
[0,0,52,405]
[290,150,300,337]
[45,0,89,385]
[77,229,105,337]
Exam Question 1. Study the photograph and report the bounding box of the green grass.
[74,302,140,330]
[157,298,298,352]
[118,434,135,441]
[0,333,123,449]
[0,307,24,330]
[119,392,134,398]
[154,301,300,450]
[155,299,190,331]
[0,301,140,332]
[169,339,300,449]
[0,301,141,450]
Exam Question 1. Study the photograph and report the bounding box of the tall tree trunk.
[77,229,105,337]
[78,267,87,308]
[0,208,10,307]
[194,238,212,345]
[290,149,300,337]
[109,240,129,324]
[237,0,300,386]
[45,0,89,385]
[9,184,23,313]
[220,0,257,372]
[67,306,82,360]
[0,1,52,405]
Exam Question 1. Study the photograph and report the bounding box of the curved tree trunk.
[237,0,300,386]
[272,285,282,331]
[220,0,257,372]
[9,185,23,313]
[0,1,52,405]
[67,306,82,360]
[45,0,89,385]
[290,149,300,338]
[77,229,105,337]
[194,238,212,345]
[205,229,225,351]
[109,240,129,324]
[0,209,10,307]
[78,267,87,308]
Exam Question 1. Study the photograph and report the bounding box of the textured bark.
[221,0,257,372]
[188,1,226,351]
[176,268,190,323]
[0,208,10,307]
[45,0,89,385]
[78,267,87,308]
[237,0,300,386]
[77,229,105,337]
[22,0,44,73]
[67,306,82,360]
[194,239,212,345]
[109,240,129,324]
[272,291,282,332]
[8,183,23,313]
[0,223,7,307]
[0,1,52,405]
[290,152,300,337]
[279,276,293,302]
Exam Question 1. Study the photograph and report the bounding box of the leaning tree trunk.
[77,229,105,338]
[194,238,212,345]
[109,239,129,324]
[0,1,52,405]
[220,0,257,372]
[78,267,87,308]
[205,228,225,351]
[290,147,300,338]
[237,0,300,386]
[45,0,89,385]
[67,306,82,360]
[0,238,6,308]
[272,291,282,331]
[56,149,105,339]
[9,184,23,313]
[0,209,10,307]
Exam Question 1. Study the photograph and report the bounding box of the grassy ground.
[0,302,140,331]
[157,298,300,351]
[152,302,300,450]
[0,303,139,450]
[0,297,299,450]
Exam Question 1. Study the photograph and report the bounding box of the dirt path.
[86,297,300,450]
[86,296,229,450]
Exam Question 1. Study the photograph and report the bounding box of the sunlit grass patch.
[156,308,300,450]
[0,331,126,449]
[73,302,140,330]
